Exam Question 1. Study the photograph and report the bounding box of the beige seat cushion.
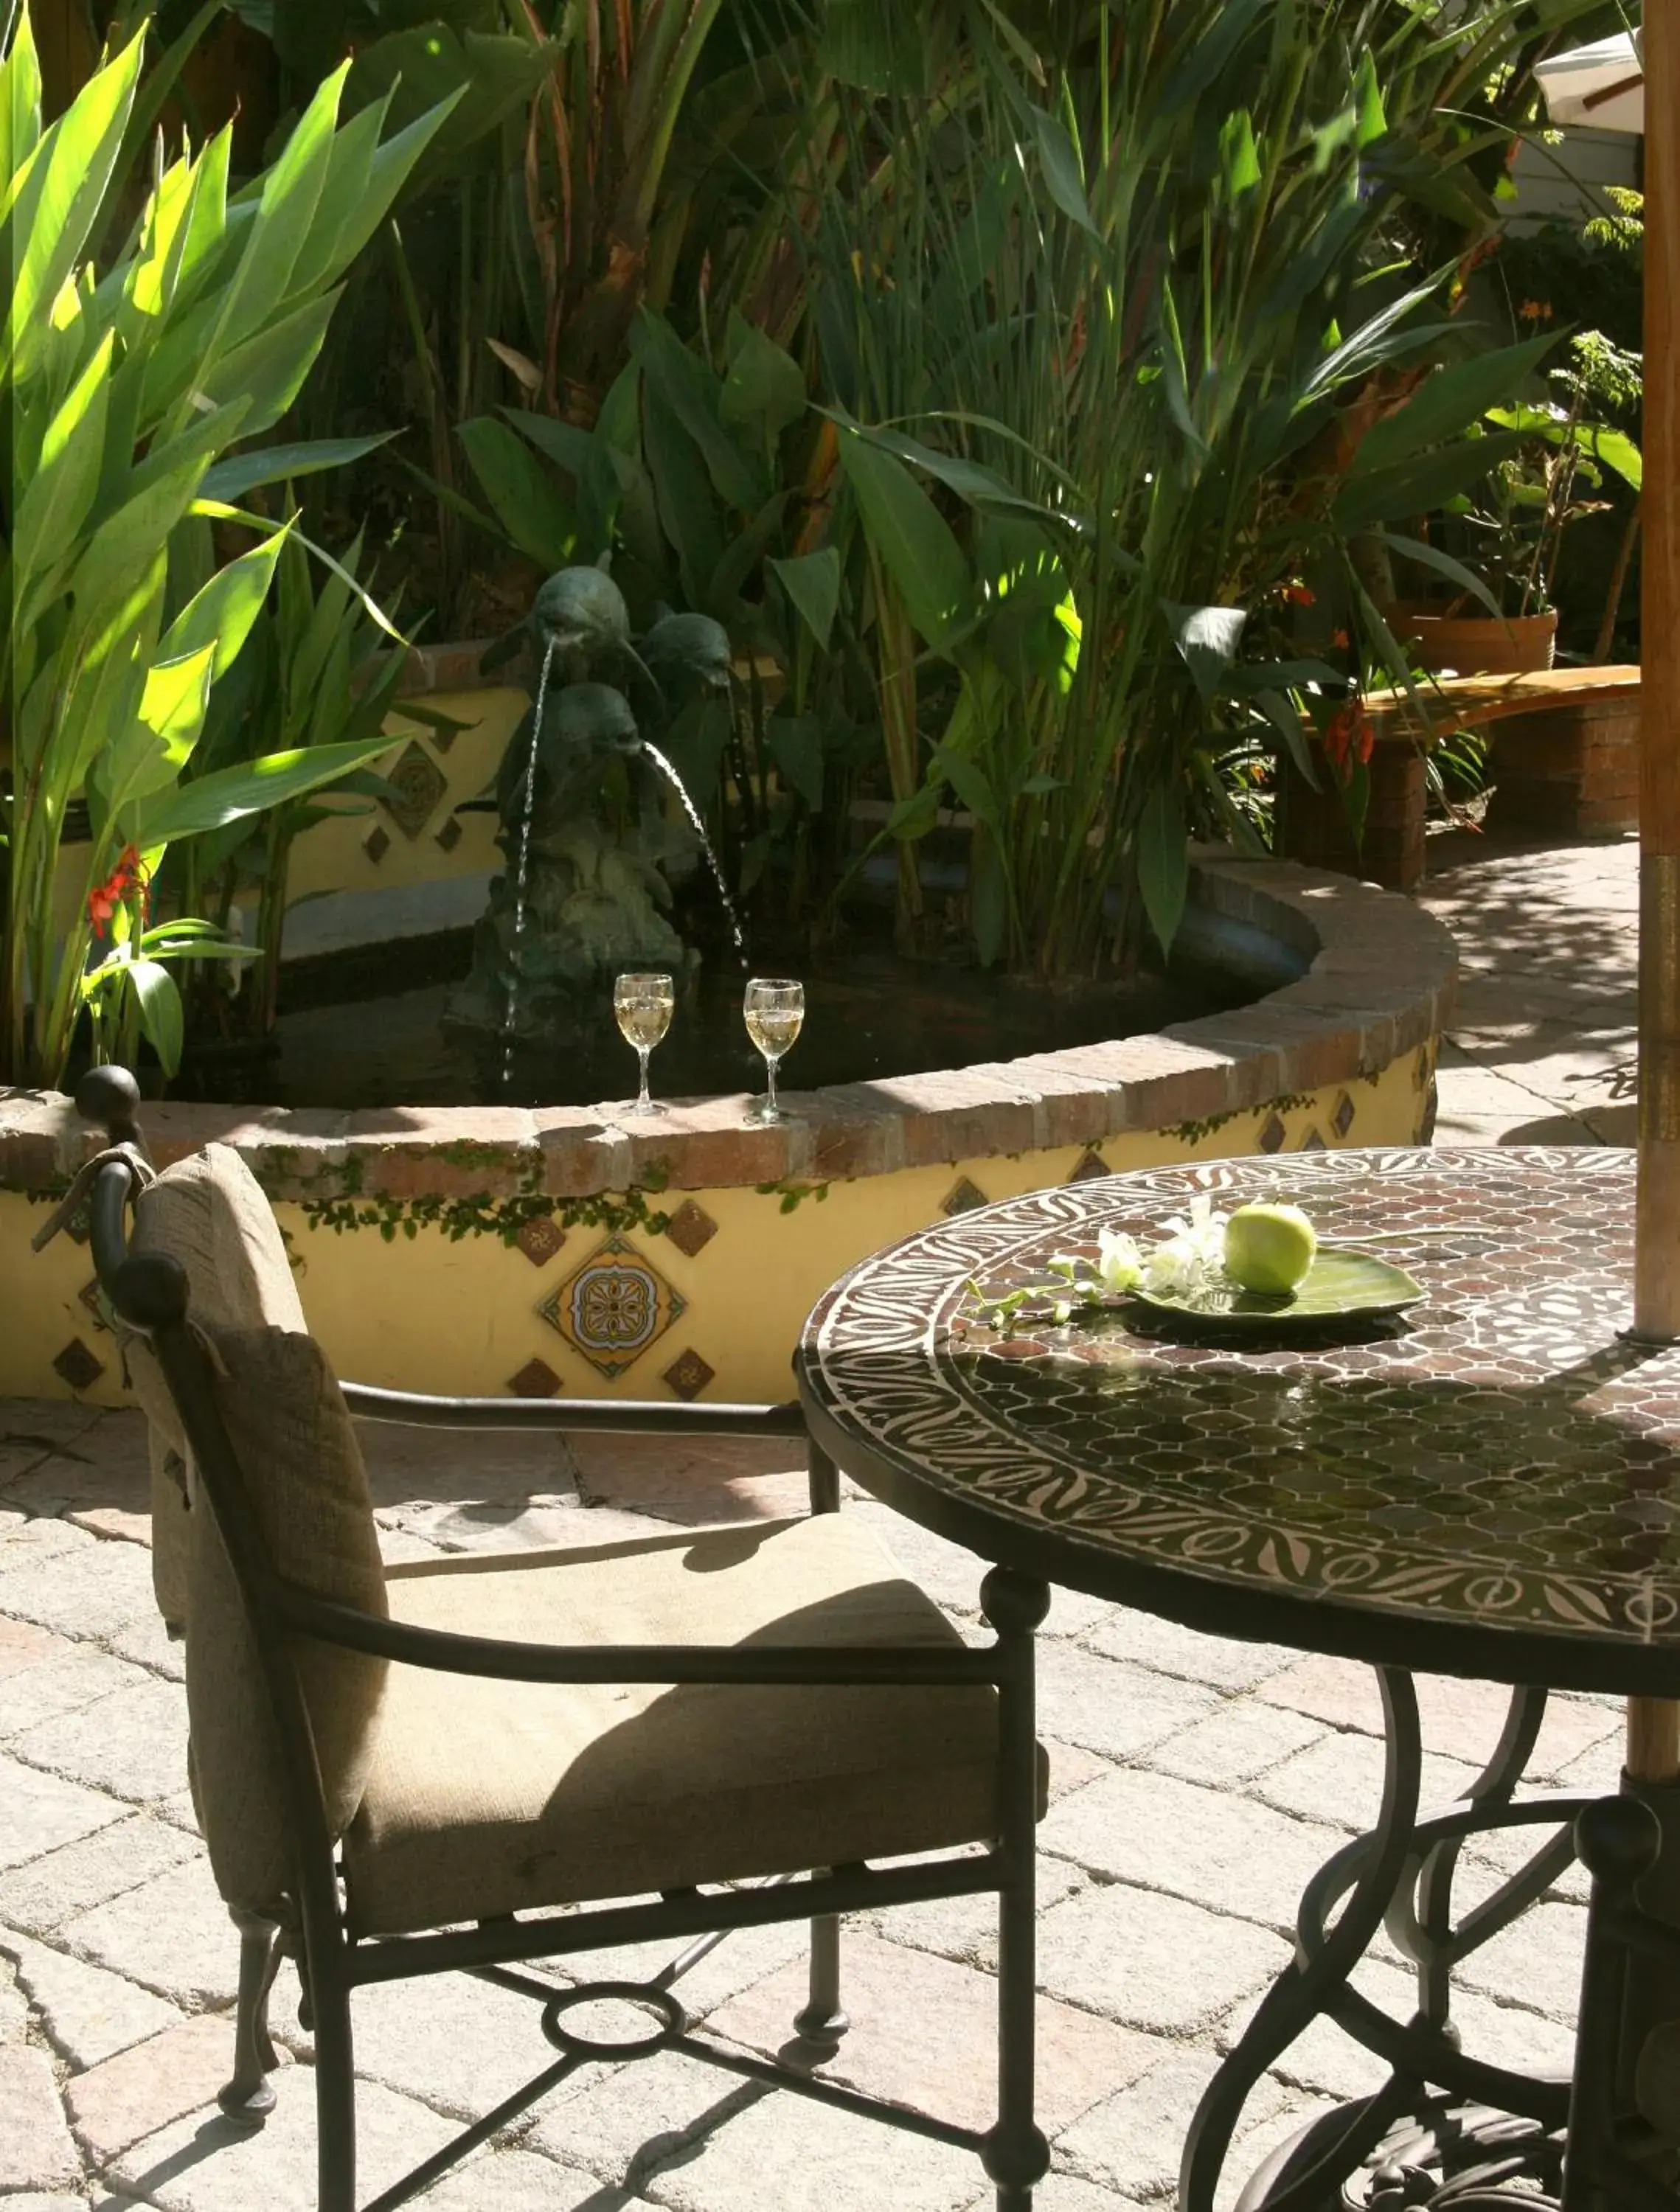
[344,1514,1028,1937]
[186,1326,388,1920]
[127,1144,308,1629]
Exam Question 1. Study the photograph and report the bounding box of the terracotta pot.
[1382,602,1558,678]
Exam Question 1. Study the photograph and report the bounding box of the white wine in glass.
[743,977,804,1124]
[614,973,675,1116]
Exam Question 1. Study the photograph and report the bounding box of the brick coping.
[0,850,1455,1204]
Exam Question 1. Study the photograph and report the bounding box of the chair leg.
[981,1568,1051,2212]
[792,1909,849,2059]
[310,1960,357,2212]
[218,1910,281,2125]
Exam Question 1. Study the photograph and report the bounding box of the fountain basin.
[3,651,1456,1408]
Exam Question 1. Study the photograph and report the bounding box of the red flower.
[87,846,149,939]
[1281,583,1316,607]
[1331,626,1351,650]
[1323,700,1374,773]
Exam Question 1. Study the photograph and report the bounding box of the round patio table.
[796,1146,1680,2211]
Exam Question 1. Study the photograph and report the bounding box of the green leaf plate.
[1124,1248,1425,1337]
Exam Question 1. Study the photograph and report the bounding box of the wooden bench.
[1274,664,1641,891]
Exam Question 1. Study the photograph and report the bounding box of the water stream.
[500,636,558,1084]
[639,737,749,968]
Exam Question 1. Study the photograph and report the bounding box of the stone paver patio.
[0,829,1639,2210]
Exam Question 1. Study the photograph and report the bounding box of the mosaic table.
[797,1147,1680,2211]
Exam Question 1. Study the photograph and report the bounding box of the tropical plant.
[774,0,1612,973]
[0,6,456,1087]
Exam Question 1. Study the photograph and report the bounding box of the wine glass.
[743,977,804,1124]
[614,972,675,1116]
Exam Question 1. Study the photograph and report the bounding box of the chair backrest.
[128,1146,389,1920]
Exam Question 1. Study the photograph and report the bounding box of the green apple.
[1223,1202,1317,1295]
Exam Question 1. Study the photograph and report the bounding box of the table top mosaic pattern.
[799,1149,1680,1683]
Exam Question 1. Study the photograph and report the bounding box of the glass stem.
[636,1048,651,1111]
[766,1055,780,1118]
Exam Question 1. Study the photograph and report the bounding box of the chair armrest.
[339,1381,806,1441]
[277,1579,1002,1688]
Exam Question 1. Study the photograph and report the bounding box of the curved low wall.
[1,848,1455,1408]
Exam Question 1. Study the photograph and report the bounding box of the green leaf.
[643,386,726,607]
[1333,433,1523,531]
[200,433,395,503]
[766,714,824,810]
[130,734,403,844]
[769,548,841,652]
[178,288,343,440]
[1251,687,1321,788]
[1136,785,1189,956]
[1353,49,1386,147]
[929,743,999,832]
[1220,109,1261,198]
[457,414,578,568]
[837,425,972,652]
[11,328,113,597]
[1354,335,1558,473]
[1031,109,1098,237]
[721,315,807,442]
[1577,424,1643,493]
[129,960,184,1077]
[505,408,596,481]
[1166,604,1249,700]
[629,312,763,513]
[1369,531,1502,619]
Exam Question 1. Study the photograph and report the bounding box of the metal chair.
[66,1067,1050,2212]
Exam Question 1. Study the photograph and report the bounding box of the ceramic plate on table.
[1124,1248,1426,1338]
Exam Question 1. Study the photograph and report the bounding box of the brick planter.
[1485,688,1641,838]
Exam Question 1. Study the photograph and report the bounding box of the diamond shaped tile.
[1068,1150,1110,1184]
[942,1177,988,1218]
[662,1349,715,1402]
[381,740,449,841]
[1257,1111,1287,1154]
[664,1200,718,1258]
[1332,1091,1356,1139]
[507,1357,561,1399]
[1300,1125,1327,1151]
[364,825,391,865]
[538,1234,687,1380]
[77,1279,107,1329]
[434,815,464,855]
[516,1215,566,1269]
[52,1338,105,1391]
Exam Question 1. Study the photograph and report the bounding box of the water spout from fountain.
[638,737,749,968]
[501,635,559,1083]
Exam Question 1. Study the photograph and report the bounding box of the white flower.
[1144,1193,1230,1297]
[1095,1228,1142,1293]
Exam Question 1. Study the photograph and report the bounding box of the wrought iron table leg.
[220,1907,281,2124]
[792,1908,849,2059]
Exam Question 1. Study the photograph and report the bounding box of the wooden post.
[1632,3,1680,1779]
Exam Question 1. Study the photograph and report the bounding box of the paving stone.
[1036,1884,1291,2036]
[0,1753,127,1871]
[1053,2045,1288,2204]
[1215,2091,1344,2212]
[1141,1700,1327,1787]
[0,1519,99,1574]
[67,2014,268,2162]
[0,1954,28,2042]
[548,1904,812,2021]
[355,1417,580,1516]
[0,1398,107,1484]
[1077,1610,1293,1691]
[1251,1730,1485,1834]
[1254,1659,1621,1775]
[2,1930,181,2070]
[111,2073,456,2211]
[1,2194,99,2212]
[707,1930,1156,2138]
[866,1856,1086,1972]
[0,2045,80,2191]
[568,1431,810,1527]
[647,2074,983,2212]
[0,1649,151,1741]
[847,1503,987,1618]
[345,1968,566,2120]
[0,1815,198,1935]
[0,1615,73,1680]
[1454,1897,1588,2023]
[106,1609,185,1683]
[1035,1646,1219,1764]
[0,1535,154,1642]
[1041,1769,1344,1931]
[962,2177,1145,2212]
[12,1677,188,1805]
[526,2049,760,2188]
[417,2143,657,2208]
[62,1857,237,2008]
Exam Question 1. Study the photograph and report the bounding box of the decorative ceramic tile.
[507,1357,561,1399]
[662,1349,716,1402]
[364,826,391,866]
[1300,1126,1327,1151]
[516,1216,566,1269]
[538,1234,687,1380]
[77,1279,107,1329]
[942,1177,989,1218]
[1258,1112,1288,1154]
[1069,1150,1110,1183]
[664,1200,719,1258]
[381,740,448,841]
[61,1200,91,1248]
[434,815,464,855]
[52,1339,105,1392]
[1333,1091,1357,1139]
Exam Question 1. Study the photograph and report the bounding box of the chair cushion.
[343,1514,1028,1937]
[128,1144,308,1630]
[185,1326,388,1920]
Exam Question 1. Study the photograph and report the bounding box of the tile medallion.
[364,825,391,866]
[515,1215,566,1269]
[1258,1112,1288,1154]
[52,1339,105,1392]
[1333,1091,1357,1140]
[507,1357,562,1399]
[434,815,464,855]
[662,1349,716,1402]
[942,1177,990,1218]
[664,1200,719,1259]
[538,1234,687,1380]
[380,740,449,841]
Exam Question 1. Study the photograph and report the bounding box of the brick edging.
[0,850,1456,1203]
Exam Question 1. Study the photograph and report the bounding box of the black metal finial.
[74,1065,142,1145]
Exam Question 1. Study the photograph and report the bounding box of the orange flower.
[1518,299,1554,323]
[1281,583,1316,607]
[87,846,149,939]
[1332,627,1351,650]
[1323,699,1373,773]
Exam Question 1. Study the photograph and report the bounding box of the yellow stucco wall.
[5,1056,1427,1410]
